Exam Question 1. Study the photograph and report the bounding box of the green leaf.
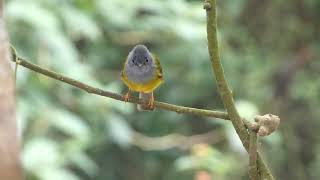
[235,100,259,120]
[48,109,90,142]
[23,138,60,171]
[106,114,133,148]
[59,6,101,41]
[69,152,98,177]
[40,168,80,180]
[7,1,59,30]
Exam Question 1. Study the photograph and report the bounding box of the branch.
[249,130,258,180]
[10,47,229,120]
[204,0,249,149]
[204,0,274,179]
[132,130,224,151]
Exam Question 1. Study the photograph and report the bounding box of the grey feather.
[124,45,157,84]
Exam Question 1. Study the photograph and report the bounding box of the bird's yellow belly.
[121,75,163,93]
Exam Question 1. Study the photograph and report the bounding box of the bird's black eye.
[132,56,136,63]
[145,57,148,62]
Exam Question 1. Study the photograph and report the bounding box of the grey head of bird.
[125,45,156,83]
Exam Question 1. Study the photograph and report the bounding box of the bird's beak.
[138,64,143,67]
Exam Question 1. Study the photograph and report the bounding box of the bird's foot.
[146,94,155,110]
[123,91,131,102]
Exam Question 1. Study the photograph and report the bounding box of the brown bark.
[0,1,22,179]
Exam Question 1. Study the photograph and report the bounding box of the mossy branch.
[204,0,275,179]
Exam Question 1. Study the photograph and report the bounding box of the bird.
[121,44,163,111]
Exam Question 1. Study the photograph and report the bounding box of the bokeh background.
[6,0,320,179]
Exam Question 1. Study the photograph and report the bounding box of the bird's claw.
[146,96,155,110]
[123,92,131,102]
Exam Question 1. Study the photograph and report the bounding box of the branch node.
[16,59,21,65]
[203,0,212,10]
[247,121,260,131]
[10,45,17,62]
[254,114,280,137]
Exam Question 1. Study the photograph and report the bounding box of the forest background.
[6,0,320,179]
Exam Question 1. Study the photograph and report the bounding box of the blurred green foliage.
[6,0,320,179]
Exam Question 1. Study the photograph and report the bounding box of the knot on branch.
[249,114,280,137]
[10,46,18,63]
[203,0,212,10]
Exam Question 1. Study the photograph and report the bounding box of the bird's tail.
[137,92,154,111]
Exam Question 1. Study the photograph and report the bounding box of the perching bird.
[121,45,163,111]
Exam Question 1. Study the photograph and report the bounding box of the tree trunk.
[0,1,23,179]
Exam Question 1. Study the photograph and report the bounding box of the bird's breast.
[124,65,156,84]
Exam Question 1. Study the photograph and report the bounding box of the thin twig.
[10,48,229,120]
[204,0,274,179]
[249,130,258,180]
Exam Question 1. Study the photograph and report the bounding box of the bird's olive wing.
[120,56,129,79]
[152,54,163,79]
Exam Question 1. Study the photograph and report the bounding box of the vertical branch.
[204,0,249,149]
[0,1,23,179]
[249,131,258,180]
[204,0,274,179]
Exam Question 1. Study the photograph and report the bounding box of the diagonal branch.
[204,0,274,179]
[10,47,229,120]
[249,130,258,180]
